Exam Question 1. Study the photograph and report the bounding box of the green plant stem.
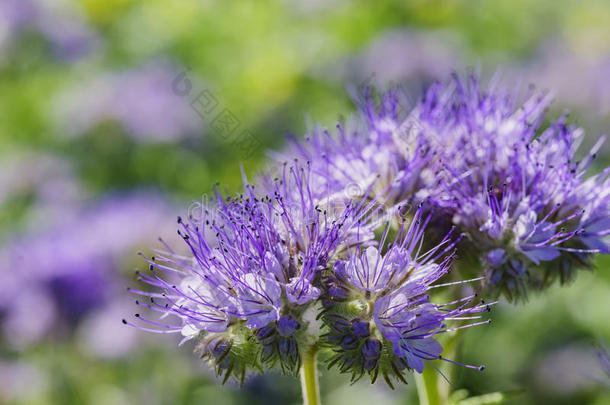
[300,346,321,405]
[415,365,440,405]
[414,330,462,405]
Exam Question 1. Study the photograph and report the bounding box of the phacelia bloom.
[418,75,610,299]
[127,162,380,381]
[272,89,434,211]
[322,208,490,386]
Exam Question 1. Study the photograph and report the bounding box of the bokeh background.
[1,1,610,404]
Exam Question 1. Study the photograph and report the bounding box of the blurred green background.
[1,0,609,404]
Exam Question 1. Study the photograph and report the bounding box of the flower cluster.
[322,210,489,386]
[126,73,610,387]
[127,162,488,386]
[272,89,433,211]
[127,162,385,382]
[417,76,610,298]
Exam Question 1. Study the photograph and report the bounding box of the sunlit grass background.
[1,1,609,404]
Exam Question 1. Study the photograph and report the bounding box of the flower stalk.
[415,366,440,405]
[414,328,463,405]
[300,346,321,405]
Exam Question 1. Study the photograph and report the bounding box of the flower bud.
[351,320,370,338]
[340,335,359,350]
[277,315,300,337]
[362,338,381,360]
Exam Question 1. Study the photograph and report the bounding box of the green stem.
[414,365,440,405]
[414,330,461,405]
[300,347,321,405]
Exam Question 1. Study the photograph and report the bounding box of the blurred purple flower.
[0,152,82,225]
[0,0,37,50]
[0,192,176,348]
[0,360,48,403]
[534,345,602,394]
[0,0,36,26]
[352,29,464,86]
[513,38,610,116]
[76,298,140,359]
[0,0,97,62]
[55,63,201,142]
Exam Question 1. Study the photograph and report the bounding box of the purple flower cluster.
[282,75,610,299]
[129,168,487,383]
[129,159,488,385]
[323,209,488,385]
[417,76,610,298]
[128,73,610,386]
[129,162,384,380]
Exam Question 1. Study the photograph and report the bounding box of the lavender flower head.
[127,162,380,381]
[127,160,491,385]
[417,75,610,299]
[273,89,433,210]
[323,208,490,386]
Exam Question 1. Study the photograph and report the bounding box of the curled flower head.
[322,208,491,386]
[126,162,378,380]
[419,74,610,299]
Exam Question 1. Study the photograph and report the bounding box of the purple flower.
[352,29,464,86]
[128,162,379,378]
[55,63,201,142]
[271,89,433,210]
[0,192,175,348]
[418,75,610,298]
[276,75,610,300]
[0,0,97,62]
[323,208,490,385]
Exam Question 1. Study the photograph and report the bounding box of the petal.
[522,247,560,264]
[286,277,320,305]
